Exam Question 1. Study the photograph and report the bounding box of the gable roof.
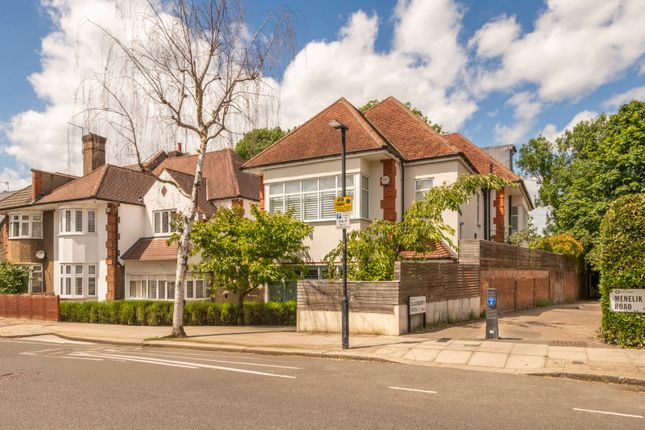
[164,169,214,217]
[155,148,260,201]
[0,186,33,211]
[243,97,390,169]
[443,133,520,182]
[363,97,460,161]
[36,164,155,206]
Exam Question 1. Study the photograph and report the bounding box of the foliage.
[235,127,285,160]
[59,300,296,326]
[594,194,645,347]
[507,217,539,246]
[324,174,509,280]
[191,205,313,308]
[359,99,444,133]
[0,262,30,294]
[517,100,645,259]
[529,234,584,258]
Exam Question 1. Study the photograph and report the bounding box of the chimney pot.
[82,133,106,176]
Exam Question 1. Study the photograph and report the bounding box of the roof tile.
[121,237,178,261]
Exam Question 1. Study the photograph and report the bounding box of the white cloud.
[523,178,550,234]
[0,167,31,191]
[541,110,598,141]
[494,91,542,145]
[602,85,645,108]
[279,0,477,130]
[470,0,645,101]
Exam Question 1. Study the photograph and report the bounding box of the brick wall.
[0,294,60,321]
[380,159,397,221]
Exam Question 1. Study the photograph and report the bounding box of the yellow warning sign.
[334,196,353,212]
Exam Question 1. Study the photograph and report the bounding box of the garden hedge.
[60,300,296,326]
[595,194,645,347]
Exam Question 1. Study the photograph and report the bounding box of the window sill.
[8,237,43,240]
[58,232,97,237]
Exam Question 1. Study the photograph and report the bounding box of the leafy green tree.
[0,262,30,294]
[359,99,444,133]
[517,100,645,257]
[507,216,539,246]
[593,194,645,347]
[235,127,285,160]
[530,234,584,258]
[324,174,508,280]
[190,205,313,314]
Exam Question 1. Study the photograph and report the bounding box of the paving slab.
[434,350,472,365]
[586,349,634,364]
[511,343,548,356]
[547,346,587,361]
[468,352,508,368]
[505,355,546,370]
[403,347,441,362]
[476,341,515,353]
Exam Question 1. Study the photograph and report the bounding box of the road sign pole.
[341,126,349,350]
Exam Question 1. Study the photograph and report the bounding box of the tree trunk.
[171,138,208,337]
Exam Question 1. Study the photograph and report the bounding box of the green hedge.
[594,194,645,347]
[60,300,296,326]
[0,262,29,294]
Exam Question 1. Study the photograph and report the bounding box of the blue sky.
[0,0,643,201]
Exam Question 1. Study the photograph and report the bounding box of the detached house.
[0,133,259,301]
[242,97,533,271]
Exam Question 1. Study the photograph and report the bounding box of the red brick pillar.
[380,159,397,221]
[258,176,265,211]
[32,170,42,199]
[493,188,505,242]
[105,203,121,300]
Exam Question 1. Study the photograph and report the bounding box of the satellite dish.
[35,250,46,260]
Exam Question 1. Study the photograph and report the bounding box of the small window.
[415,178,434,201]
[186,280,194,299]
[26,265,43,294]
[510,206,519,234]
[153,210,178,235]
[87,210,96,233]
[74,210,83,232]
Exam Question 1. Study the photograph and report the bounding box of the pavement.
[1,301,644,383]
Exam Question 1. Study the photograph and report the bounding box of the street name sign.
[335,211,351,229]
[409,296,427,315]
[334,196,353,212]
[609,289,645,313]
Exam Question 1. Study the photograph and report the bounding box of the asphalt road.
[0,337,643,430]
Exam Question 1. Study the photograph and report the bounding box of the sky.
[0,0,644,229]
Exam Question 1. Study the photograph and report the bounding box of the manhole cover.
[549,340,588,347]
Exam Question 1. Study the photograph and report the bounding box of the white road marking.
[389,386,437,394]
[72,352,199,369]
[130,351,303,370]
[57,356,104,361]
[20,348,66,356]
[72,352,295,378]
[573,408,643,419]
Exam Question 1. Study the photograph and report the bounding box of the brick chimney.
[82,133,106,176]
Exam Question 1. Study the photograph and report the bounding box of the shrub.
[0,262,30,294]
[60,300,296,326]
[530,233,584,258]
[594,194,645,347]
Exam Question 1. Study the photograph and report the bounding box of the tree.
[0,263,30,294]
[359,99,444,133]
[235,127,285,160]
[79,0,291,336]
[191,205,313,314]
[517,100,645,258]
[593,194,645,347]
[324,174,508,280]
[530,234,584,259]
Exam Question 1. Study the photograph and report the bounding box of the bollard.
[485,288,499,340]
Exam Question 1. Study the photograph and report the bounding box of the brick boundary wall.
[0,294,60,321]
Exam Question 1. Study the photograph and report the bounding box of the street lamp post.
[329,119,349,350]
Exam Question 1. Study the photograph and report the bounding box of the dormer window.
[154,210,178,235]
[9,213,43,239]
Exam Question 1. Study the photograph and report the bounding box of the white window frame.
[19,264,44,294]
[59,209,96,235]
[153,210,178,236]
[414,177,434,201]
[127,273,210,301]
[266,173,368,222]
[59,263,97,298]
[510,206,519,234]
[9,213,43,239]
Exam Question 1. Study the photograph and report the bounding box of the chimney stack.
[82,133,106,176]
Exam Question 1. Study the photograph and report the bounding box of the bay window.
[59,209,96,234]
[59,263,97,297]
[127,274,209,300]
[268,174,369,221]
[9,213,42,239]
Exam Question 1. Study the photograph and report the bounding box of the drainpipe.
[400,162,405,218]
[508,195,513,239]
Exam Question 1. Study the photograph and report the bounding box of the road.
[0,337,643,429]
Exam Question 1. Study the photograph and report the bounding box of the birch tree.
[78,0,291,337]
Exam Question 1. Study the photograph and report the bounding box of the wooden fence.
[0,294,60,321]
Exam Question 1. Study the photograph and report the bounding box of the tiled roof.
[164,169,215,217]
[443,133,520,182]
[0,191,13,201]
[363,97,460,161]
[156,149,260,201]
[243,97,390,168]
[36,164,155,206]
[0,186,33,210]
[399,241,457,260]
[121,237,178,261]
